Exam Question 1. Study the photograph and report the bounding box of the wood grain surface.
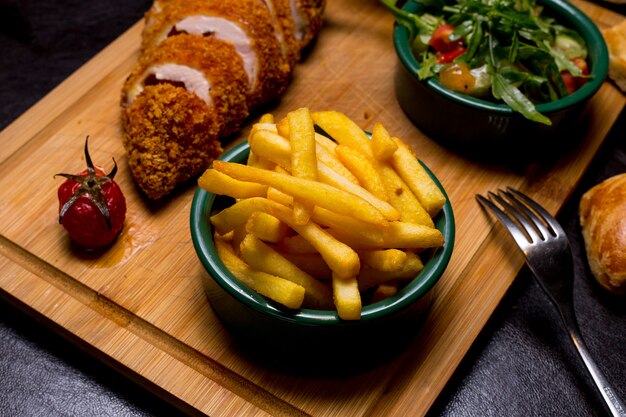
[0,0,624,416]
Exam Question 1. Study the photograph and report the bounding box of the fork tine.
[476,193,531,250]
[507,187,564,237]
[499,189,553,241]
[489,190,542,244]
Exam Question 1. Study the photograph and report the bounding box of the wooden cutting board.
[1,0,624,416]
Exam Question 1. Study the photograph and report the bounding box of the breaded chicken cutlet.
[122,34,248,199]
[122,0,326,199]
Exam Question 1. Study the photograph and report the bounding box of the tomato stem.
[55,136,116,230]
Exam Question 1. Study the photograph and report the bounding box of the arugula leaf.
[543,40,583,75]
[518,45,569,97]
[465,19,483,61]
[417,52,441,79]
[509,31,519,63]
[379,0,436,39]
[492,73,552,125]
[450,20,474,41]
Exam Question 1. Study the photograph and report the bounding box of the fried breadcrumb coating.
[122,83,223,200]
[295,0,326,49]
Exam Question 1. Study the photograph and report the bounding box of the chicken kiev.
[122,0,326,199]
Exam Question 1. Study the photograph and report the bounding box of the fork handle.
[567,327,626,417]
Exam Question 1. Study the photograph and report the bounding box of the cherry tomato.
[561,57,589,95]
[429,24,467,63]
[56,137,126,250]
[436,47,467,64]
[438,62,476,93]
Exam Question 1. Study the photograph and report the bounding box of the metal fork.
[476,187,626,417]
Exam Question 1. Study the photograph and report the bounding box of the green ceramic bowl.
[190,142,454,365]
[394,0,609,157]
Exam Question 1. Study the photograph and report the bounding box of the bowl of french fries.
[191,109,454,359]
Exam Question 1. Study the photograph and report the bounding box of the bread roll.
[602,19,626,93]
[579,173,626,295]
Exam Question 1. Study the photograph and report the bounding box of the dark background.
[1,0,624,415]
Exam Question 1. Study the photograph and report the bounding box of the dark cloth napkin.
[1,0,624,416]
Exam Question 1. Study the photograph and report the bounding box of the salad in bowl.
[383,0,593,124]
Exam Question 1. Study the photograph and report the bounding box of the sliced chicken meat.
[154,17,258,92]
[124,63,212,107]
[141,0,291,107]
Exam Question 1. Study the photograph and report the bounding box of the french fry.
[276,115,289,137]
[315,145,359,184]
[317,162,399,221]
[382,222,444,249]
[277,115,341,156]
[311,206,386,246]
[379,164,434,227]
[249,122,278,137]
[358,249,407,272]
[214,235,305,309]
[248,135,280,171]
[288,109,316,181]
[240,234,334,310]
[273,164,291,175]
[266,186,292,205]
[252,155,278,170]
[358,252,424,291]
[258,113,275,124]
[247,115,277,149]
[280,253,333,280]
[371,122,398,161]
[332,274,362,320]
[312,111,374,159]
[262,201,361,280]
[286,132,398,222]
[264,188,386,246]
[370,283,400,303]
[231,221,248,254]
[213,160,388,226]
[210,197,267,234]
[246,150,259,167]
[391,137,446,217]
[198,169,267,199]
[278,116,342,154]
[314,132,339,154]
[245,211,289,243]
[324,227,366,249]
[327,221,443,249]
[249,129,291,167]
[288,107,317,225]
[216,197,361,279]
[335,144,388,201]
[250,128,359,184]
[276,234,318,254]
[293,200,314,227]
